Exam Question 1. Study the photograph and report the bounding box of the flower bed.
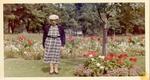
[108,36,145,56]
[4,34,145,60]
[74,53,144,76]
[61,35,102,58]
[4,34,44,60]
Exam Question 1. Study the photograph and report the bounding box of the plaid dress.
[44,25,61,64]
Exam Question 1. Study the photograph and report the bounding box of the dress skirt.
[43,25,61,64]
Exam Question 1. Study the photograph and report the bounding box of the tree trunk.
[100,13,108,56]
[8,20,12,33]
[26,19,30,32]
[8,20,15,34]
[113,30,116,41]
[96,7,108,56]
[102,23,108,56]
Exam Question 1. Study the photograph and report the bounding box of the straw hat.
[49,14,59,20]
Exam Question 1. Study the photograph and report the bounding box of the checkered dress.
[44,25,61,64]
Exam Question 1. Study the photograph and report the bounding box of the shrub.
[74,53,143,76]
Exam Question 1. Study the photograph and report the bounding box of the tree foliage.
[4,3,144,34]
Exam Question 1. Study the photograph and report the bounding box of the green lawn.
[135,56,145,72]
[4,58,85,77]
[4,56,145,77]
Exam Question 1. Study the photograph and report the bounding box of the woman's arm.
[60,26,66,47]
[42,26,46,48]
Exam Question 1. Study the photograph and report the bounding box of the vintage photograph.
[3,3,145,77]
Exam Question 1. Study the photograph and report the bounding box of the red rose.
[28,39,32,45]
[104,53,117,61]
[117,59,124,65]
[118,53,128,59]
[104,56,113,61]
[129,57,137,63]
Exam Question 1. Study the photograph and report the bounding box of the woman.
[42,14,65,74]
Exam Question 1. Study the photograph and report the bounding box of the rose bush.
[74,53,143,76]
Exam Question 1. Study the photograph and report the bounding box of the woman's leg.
[49,63,54,73]
[54,63,59,73]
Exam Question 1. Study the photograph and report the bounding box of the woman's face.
[50,19,58,26]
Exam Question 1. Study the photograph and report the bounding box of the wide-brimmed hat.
[49,14,59,20]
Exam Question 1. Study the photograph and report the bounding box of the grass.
[135,56,145,72]
[4,58,85,77]
[4,56,145,77]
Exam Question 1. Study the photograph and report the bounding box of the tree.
[4,3,144,35]
[114,3,145,34]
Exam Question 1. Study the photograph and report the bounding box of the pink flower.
[18,35,26,41]
[90,36,97,40]
[67,36,75,42]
